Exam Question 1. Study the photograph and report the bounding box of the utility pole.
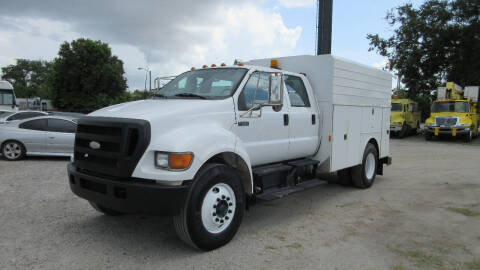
[317,0,333,55]
[149,70,152,91]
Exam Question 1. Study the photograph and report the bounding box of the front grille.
[73,117,151,179]
[435,117,457,126]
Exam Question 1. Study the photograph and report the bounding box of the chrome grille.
[435,117,457,126]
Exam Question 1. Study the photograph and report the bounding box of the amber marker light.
[221,63,226,66]
[270,59,279,69]
[191,67,196,71]
[202,64,208,68]
[169,153,194,170]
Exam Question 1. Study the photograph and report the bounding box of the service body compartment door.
[380,107,390,158]
[331,105,362,171]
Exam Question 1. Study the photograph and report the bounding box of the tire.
[425,133,432,141]
[89,201,124,216]
[173,163,245,251]
[464,130,473,143]
[351,143,378,189]
[1,140,26,161]
[412,122,420,135]
[398,125,409,138]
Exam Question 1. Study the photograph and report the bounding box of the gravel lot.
[1,135,480,270]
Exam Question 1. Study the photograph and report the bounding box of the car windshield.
[154,68,247,99]
[391,103,403,111]
[0,111,14,118]
[432,101,468,113]
[0,90,14,105]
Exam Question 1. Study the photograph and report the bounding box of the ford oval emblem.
[89,141,101,150]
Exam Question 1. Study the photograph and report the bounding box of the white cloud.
[277,0,316,8]
[0,1,303,90]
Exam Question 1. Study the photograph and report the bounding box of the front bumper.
[67,162,190,216]
[390,126,402,132]
[424,126,470,136]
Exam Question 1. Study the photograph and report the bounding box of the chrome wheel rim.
[365,153,376,180]
[4,142,21,159]
[201,183,236,234]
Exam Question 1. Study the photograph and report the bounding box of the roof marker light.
[191,67,196,71]
[211,64,217,67]
[221,63,226,66]
[270,59,279,69]
[237,62,244,66]
[202,65,208,68]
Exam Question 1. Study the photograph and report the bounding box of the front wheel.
[2,140,26,161]
[464,130,473,143]
[173,164,245,251]
[352,143,378,189]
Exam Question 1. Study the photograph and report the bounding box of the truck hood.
[390,111,404,123]
[89,99,233,122]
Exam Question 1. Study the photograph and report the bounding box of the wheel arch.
[201,152,253,196]
[366,138,379,157]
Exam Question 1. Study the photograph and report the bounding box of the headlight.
[155,151,193,171]
[457,123,471,127]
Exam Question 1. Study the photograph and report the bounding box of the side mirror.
[269,73,283,105]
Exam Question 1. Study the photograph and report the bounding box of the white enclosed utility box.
[247,55,392,173]
[464,86,479,102]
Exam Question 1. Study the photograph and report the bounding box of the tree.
[1,59,53,99]
[367,0,479,111]
[51,38,127,112]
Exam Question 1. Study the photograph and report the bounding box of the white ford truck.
[68,55,392,250]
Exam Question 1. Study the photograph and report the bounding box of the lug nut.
[213,204,217,208]
[222,195,225,199]
[225,216,229,220]
[226,197,230,201]
[215,218,219,222]
[228,210,232,213]
[213,213,216,216]
[220,219,224,223]
[217,198,220,201]
[229,202,233,206]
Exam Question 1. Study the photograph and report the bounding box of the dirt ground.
[1,135,479,270]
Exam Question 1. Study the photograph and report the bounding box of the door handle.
[312,114,316,125]
[283,114,289,126]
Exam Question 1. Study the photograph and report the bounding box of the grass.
[466,259,480,270]
[446,207,480,217]
[391,248,443,268]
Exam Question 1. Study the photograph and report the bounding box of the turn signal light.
[169,153,193,170]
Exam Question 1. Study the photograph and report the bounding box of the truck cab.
[424,82,479,142]
[0,81,17,112]
[390,98,420,138]
[67,55,392,250]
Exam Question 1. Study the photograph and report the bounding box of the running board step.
[256,179,325,201]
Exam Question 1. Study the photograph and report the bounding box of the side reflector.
[169,153,193,170]
[328,135,331,142]
[270,59,279,69]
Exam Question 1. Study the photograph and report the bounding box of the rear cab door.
[283,74,319,159]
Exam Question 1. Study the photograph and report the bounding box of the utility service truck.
[424,82,479,142]
[390,98,421,138]
[67,55,392,250]
[0,80,17,111]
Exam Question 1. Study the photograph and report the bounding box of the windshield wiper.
[174,93,207,99]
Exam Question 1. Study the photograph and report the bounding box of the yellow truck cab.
[390,98,421,138]
[424,82,479,142]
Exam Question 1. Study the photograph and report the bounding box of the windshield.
[0,111,14,118]
[391,103,403,112]
[155,68,247,99]
[432,101,468,113]
[0,90,14,105]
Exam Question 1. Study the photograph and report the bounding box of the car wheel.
[173,163,245,251]
[425,133,432,141]
[398,125,409,138]
[89,201,124,216]
[2,140,26,161]
[352,143,378,189]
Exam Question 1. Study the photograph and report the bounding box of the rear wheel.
[352,143,378,189]
[173,164,245,251]
[425,133,432,141]
[1,140,26,161]
[89,202,124,216]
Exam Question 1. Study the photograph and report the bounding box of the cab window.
[284,75,310,107]
[19,119,47,131]
[238,72,270,111]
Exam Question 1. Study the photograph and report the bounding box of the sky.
[0,0,424,91]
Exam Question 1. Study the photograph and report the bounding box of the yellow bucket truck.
[424,82,479,142]
[390,98,421,138]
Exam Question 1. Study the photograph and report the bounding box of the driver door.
[232,71,289,166]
